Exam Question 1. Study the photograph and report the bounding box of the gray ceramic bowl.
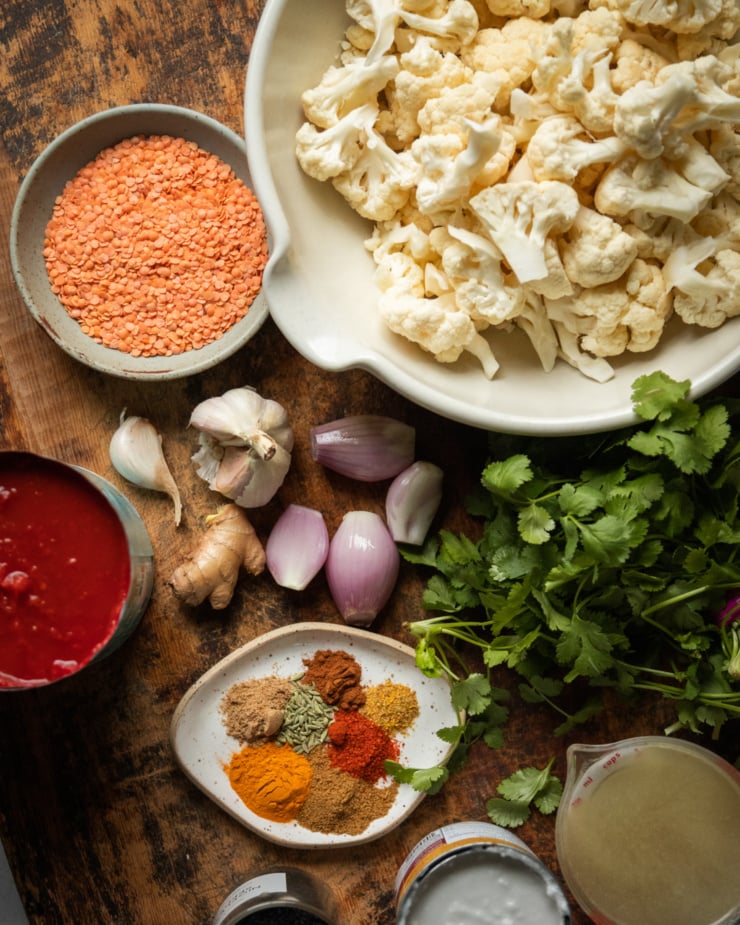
[10,104,269,380]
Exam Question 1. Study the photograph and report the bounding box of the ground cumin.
[44,134,268,358]
[296,744,399,835]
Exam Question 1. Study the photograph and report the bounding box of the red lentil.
[43,134,268,358]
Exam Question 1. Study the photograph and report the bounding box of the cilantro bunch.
[404,372,740,757]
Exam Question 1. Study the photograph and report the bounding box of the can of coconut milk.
[213,868,338,925]
[395,821,572,925]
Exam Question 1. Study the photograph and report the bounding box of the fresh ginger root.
[168,504,265,609]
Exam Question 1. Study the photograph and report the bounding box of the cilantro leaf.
[486,761,563,827]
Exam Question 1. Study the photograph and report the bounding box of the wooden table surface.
[0,2,737,924]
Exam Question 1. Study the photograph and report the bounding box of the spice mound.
[220,648,419,836]
[43,134,268,358]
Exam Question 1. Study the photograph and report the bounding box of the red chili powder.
[327,710,400,784]
[43,134,268,358]
[0,455,131,687]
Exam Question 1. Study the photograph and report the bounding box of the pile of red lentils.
[43,134,268,358]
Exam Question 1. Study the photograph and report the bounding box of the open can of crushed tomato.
[0,451,154,690]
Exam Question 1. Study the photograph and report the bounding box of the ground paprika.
[326,710,400,784]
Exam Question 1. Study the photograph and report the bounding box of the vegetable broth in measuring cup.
[556,737,740,925]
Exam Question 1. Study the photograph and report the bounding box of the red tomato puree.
[0,454,131,687]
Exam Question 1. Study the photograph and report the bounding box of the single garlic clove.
[109,411,182,526]
[265,504,330,590]
[325,510,399,626]
[386,461,444,545]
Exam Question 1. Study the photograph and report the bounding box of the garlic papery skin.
[189,387,294,453]
[109,412,182,526]
[310,415,415,482]
[265,504,330,590]
[325,511,400,626]
[386,461,444,545]
[189,387,294,509]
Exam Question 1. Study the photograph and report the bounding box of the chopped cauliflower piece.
[302,56,400,129]
[375,251,500,375]
[525,114,627,181]
[413,117,505,214]
[594,154,717,223]
[470,180,580,284]
[436,225,527,324]
[561,206,639,287]
[663,236,740,328]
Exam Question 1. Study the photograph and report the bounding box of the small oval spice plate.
[170,622,458,848]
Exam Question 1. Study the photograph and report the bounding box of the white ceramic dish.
[10,104,269,381]
[244,0,740,435]
[170,622,458,848]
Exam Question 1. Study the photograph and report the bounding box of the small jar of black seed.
[213,869,338,925]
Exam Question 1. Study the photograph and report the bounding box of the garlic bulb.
[109,411,182,525]
[189,387,294,509]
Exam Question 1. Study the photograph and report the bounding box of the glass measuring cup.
[555,736,740,925]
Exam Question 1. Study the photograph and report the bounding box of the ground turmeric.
[168,504,265,609]
[226,741,312,823]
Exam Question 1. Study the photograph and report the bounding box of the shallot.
[325,511,399,626]
[265,504,330,590]
[310,415,414,481]
[385,461,443,545]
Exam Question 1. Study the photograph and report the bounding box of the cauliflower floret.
[459,19,551,110]
[675,0,740,56]
[470,180,580,284]
[366,216,438,263]
[613,73,698,159]
[532,20,620,133]
[692,191,740,247]
[398,0,480,52]
[663,236,740,327]
[333,143,419,221]
[570,7,626,54]
[611,38,672,94]
[614,53,740,158]
[412,116,507,214]
[525,114,627,181]
[301,56,400,129]
[432,225,527,325]
[375,250,500,375]
[547,257,671,360]
[417,79,496,135]
[665,55,740,135]
[484,0,552,17]
[346,0,456,63]
[594,154,717,224]
[297,103,419,220]
[613,0,727,34]
[377,38,472,147]
[296,104,374,181]
[561,206,639,287]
